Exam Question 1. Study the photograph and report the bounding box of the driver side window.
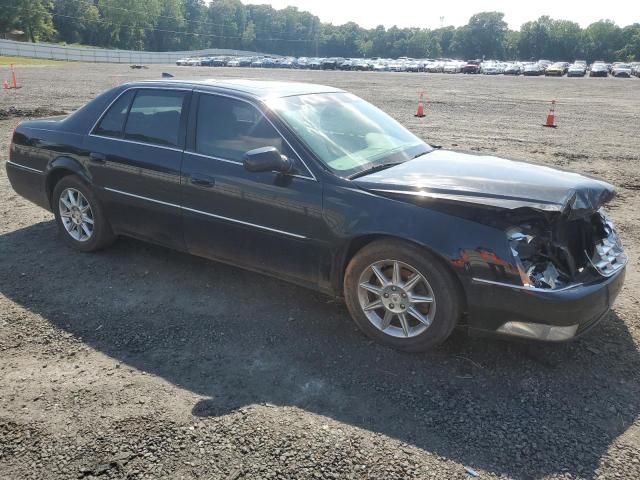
[195,94,299,168]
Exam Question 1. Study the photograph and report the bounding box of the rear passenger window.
[93,90,135,138]
[195,94,294,162]
[124,90,186,147]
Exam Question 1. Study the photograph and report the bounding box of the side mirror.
[243,146,293,174]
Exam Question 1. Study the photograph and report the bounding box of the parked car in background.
[339,59,353,70]
[523,63,545,76]
[388,60,407,72]
[294,57,308,68]
[538,59,552,70]
[176,57,191,66]
[482,62,504,75]
[425,61,444,73]
[612,64,633,78]
[503,63,522,75]
[278,58,295,68]
[462,60,481,74]
[322,58,343,70]
[309,58,322,70]
[567,63,587,77]
[6,79,626,351]
[352,59,372,71]
[406,60,422,72]
[264,58,280,68]
[443,61,463,73]
[590,62,609,77]
[373,61,389,72]
[545,62,567,76]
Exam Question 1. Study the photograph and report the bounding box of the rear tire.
[344,239,462,352]
[52,176,115,252]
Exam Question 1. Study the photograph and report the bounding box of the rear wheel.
[344,239,462,351]
[52,176,115,252]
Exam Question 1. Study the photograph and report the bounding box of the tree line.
[1,0,639,62]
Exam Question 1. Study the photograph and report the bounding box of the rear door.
[180,91,329,287]
[86,87,191,249]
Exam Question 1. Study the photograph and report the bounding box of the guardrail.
[0,39,267,64]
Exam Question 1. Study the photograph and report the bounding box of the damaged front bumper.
[465,210,627,341]
[466,265,626,341]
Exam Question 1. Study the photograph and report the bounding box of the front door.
[180,92,329,288]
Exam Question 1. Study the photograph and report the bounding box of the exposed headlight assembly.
[586,210,627,277]
[507,209,627,289]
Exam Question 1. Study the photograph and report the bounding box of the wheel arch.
[336,234,467,310]
[45,156,91,208]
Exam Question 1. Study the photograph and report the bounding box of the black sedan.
[590,63,609,77]
[6,80,626,351]
[523,63,545,76]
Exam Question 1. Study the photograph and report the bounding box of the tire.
[52,175,115,252]
[344,239,462,352]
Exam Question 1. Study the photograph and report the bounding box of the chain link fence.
[0,39,267,64]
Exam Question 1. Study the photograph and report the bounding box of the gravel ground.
[1,64,639,480]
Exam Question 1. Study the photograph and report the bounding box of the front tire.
[344,239,462,352]
[52,176,115,252]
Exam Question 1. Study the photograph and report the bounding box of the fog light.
[497,321,578,341]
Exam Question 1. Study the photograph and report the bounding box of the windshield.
[267,92,431,177]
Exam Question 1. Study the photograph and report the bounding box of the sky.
[241,0,640,29]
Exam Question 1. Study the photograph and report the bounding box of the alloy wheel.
[59,188,94,242]
[357,259,436,338]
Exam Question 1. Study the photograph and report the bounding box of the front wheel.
[344,239,462,352]
[52,175,115,252]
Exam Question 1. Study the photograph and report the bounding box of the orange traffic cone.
[10,64,17,89]
[2,80,8,90]
[543,99,557,128]
[414,92,426,118]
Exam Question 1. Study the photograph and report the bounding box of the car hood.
[353,150,615,218]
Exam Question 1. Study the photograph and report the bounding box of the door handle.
[89,152,106,164]
[190,173,214,187]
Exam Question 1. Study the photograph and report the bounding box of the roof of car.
[132,79,344,99]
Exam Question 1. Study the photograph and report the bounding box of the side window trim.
[90,87,192,151]
[190,89,317,181]
[120,89,138,139]
[91,89,134,139]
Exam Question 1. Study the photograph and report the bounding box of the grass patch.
[0,56,70,65]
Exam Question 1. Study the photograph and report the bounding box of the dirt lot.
[1,64,639,480]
